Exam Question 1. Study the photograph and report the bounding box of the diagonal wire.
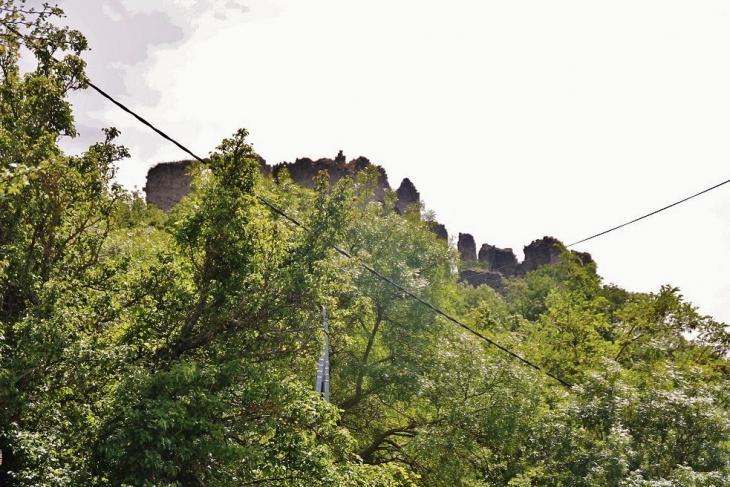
[483,179,730,276]
[566,178,730,247]
[88,81,208,164]
[259,199,572,388]
[94,72,574,388]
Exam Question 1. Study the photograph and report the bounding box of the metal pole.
[314,306,331,402]
[322,307,330,402]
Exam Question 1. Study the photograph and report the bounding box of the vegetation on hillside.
[1,2,730,485]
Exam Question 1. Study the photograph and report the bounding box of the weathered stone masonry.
[145,154,592,292]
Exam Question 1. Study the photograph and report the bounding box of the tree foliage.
[1,2,730,485]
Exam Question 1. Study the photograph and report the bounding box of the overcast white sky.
[54,0,730,323]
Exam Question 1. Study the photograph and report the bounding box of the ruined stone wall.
[144,154,593,296]
[457,235,594,292]
[145,152,419,215]
[144,161,193,212]
[457,233,477,262]
[272,154,390,192]
[478,243,518,277]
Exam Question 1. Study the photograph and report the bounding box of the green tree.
[0,3,410,483]
[84,132,415,485]
[0,3,128,483]
[322,173,546,485]
[3,2,730,485]
[515,362,730,486]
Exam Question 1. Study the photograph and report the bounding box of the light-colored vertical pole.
[315,306,331,402]
[322,307,330,402]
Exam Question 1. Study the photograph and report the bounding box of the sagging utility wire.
[565,179,730,247]
[484,181,730,276]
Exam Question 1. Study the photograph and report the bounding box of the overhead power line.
[89,83,574,388]
[486,177,730,276]
[566,179,730,247]
[88,81,204,162]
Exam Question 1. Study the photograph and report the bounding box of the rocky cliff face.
[145,152,418,214]
[518,236,564,274]
[145,154,592,295]
[430,223,448,241]
[395,178,420,215]
[458,235,594,292]
[144,161,192,212]
[457,233,477,262]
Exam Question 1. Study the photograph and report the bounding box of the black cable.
[566,179,730,247]
[92,82,572,388]
[483,177,730,276]
[88,81,208,165]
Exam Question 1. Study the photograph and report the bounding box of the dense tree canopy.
[2,2,730,485]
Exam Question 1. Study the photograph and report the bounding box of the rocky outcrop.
[144,161,193,212]
[515,237,563,276]
[459,269,505,292]
[457,233,477,262]
[272,154,391,202]
[478,244,518,277]
[458,236,594,291]
[145,155,593,296]
[146,152,421,215]
[430,223,448,241]
[395,178,420,214]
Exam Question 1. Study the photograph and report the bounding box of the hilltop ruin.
[145,154,592,293]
